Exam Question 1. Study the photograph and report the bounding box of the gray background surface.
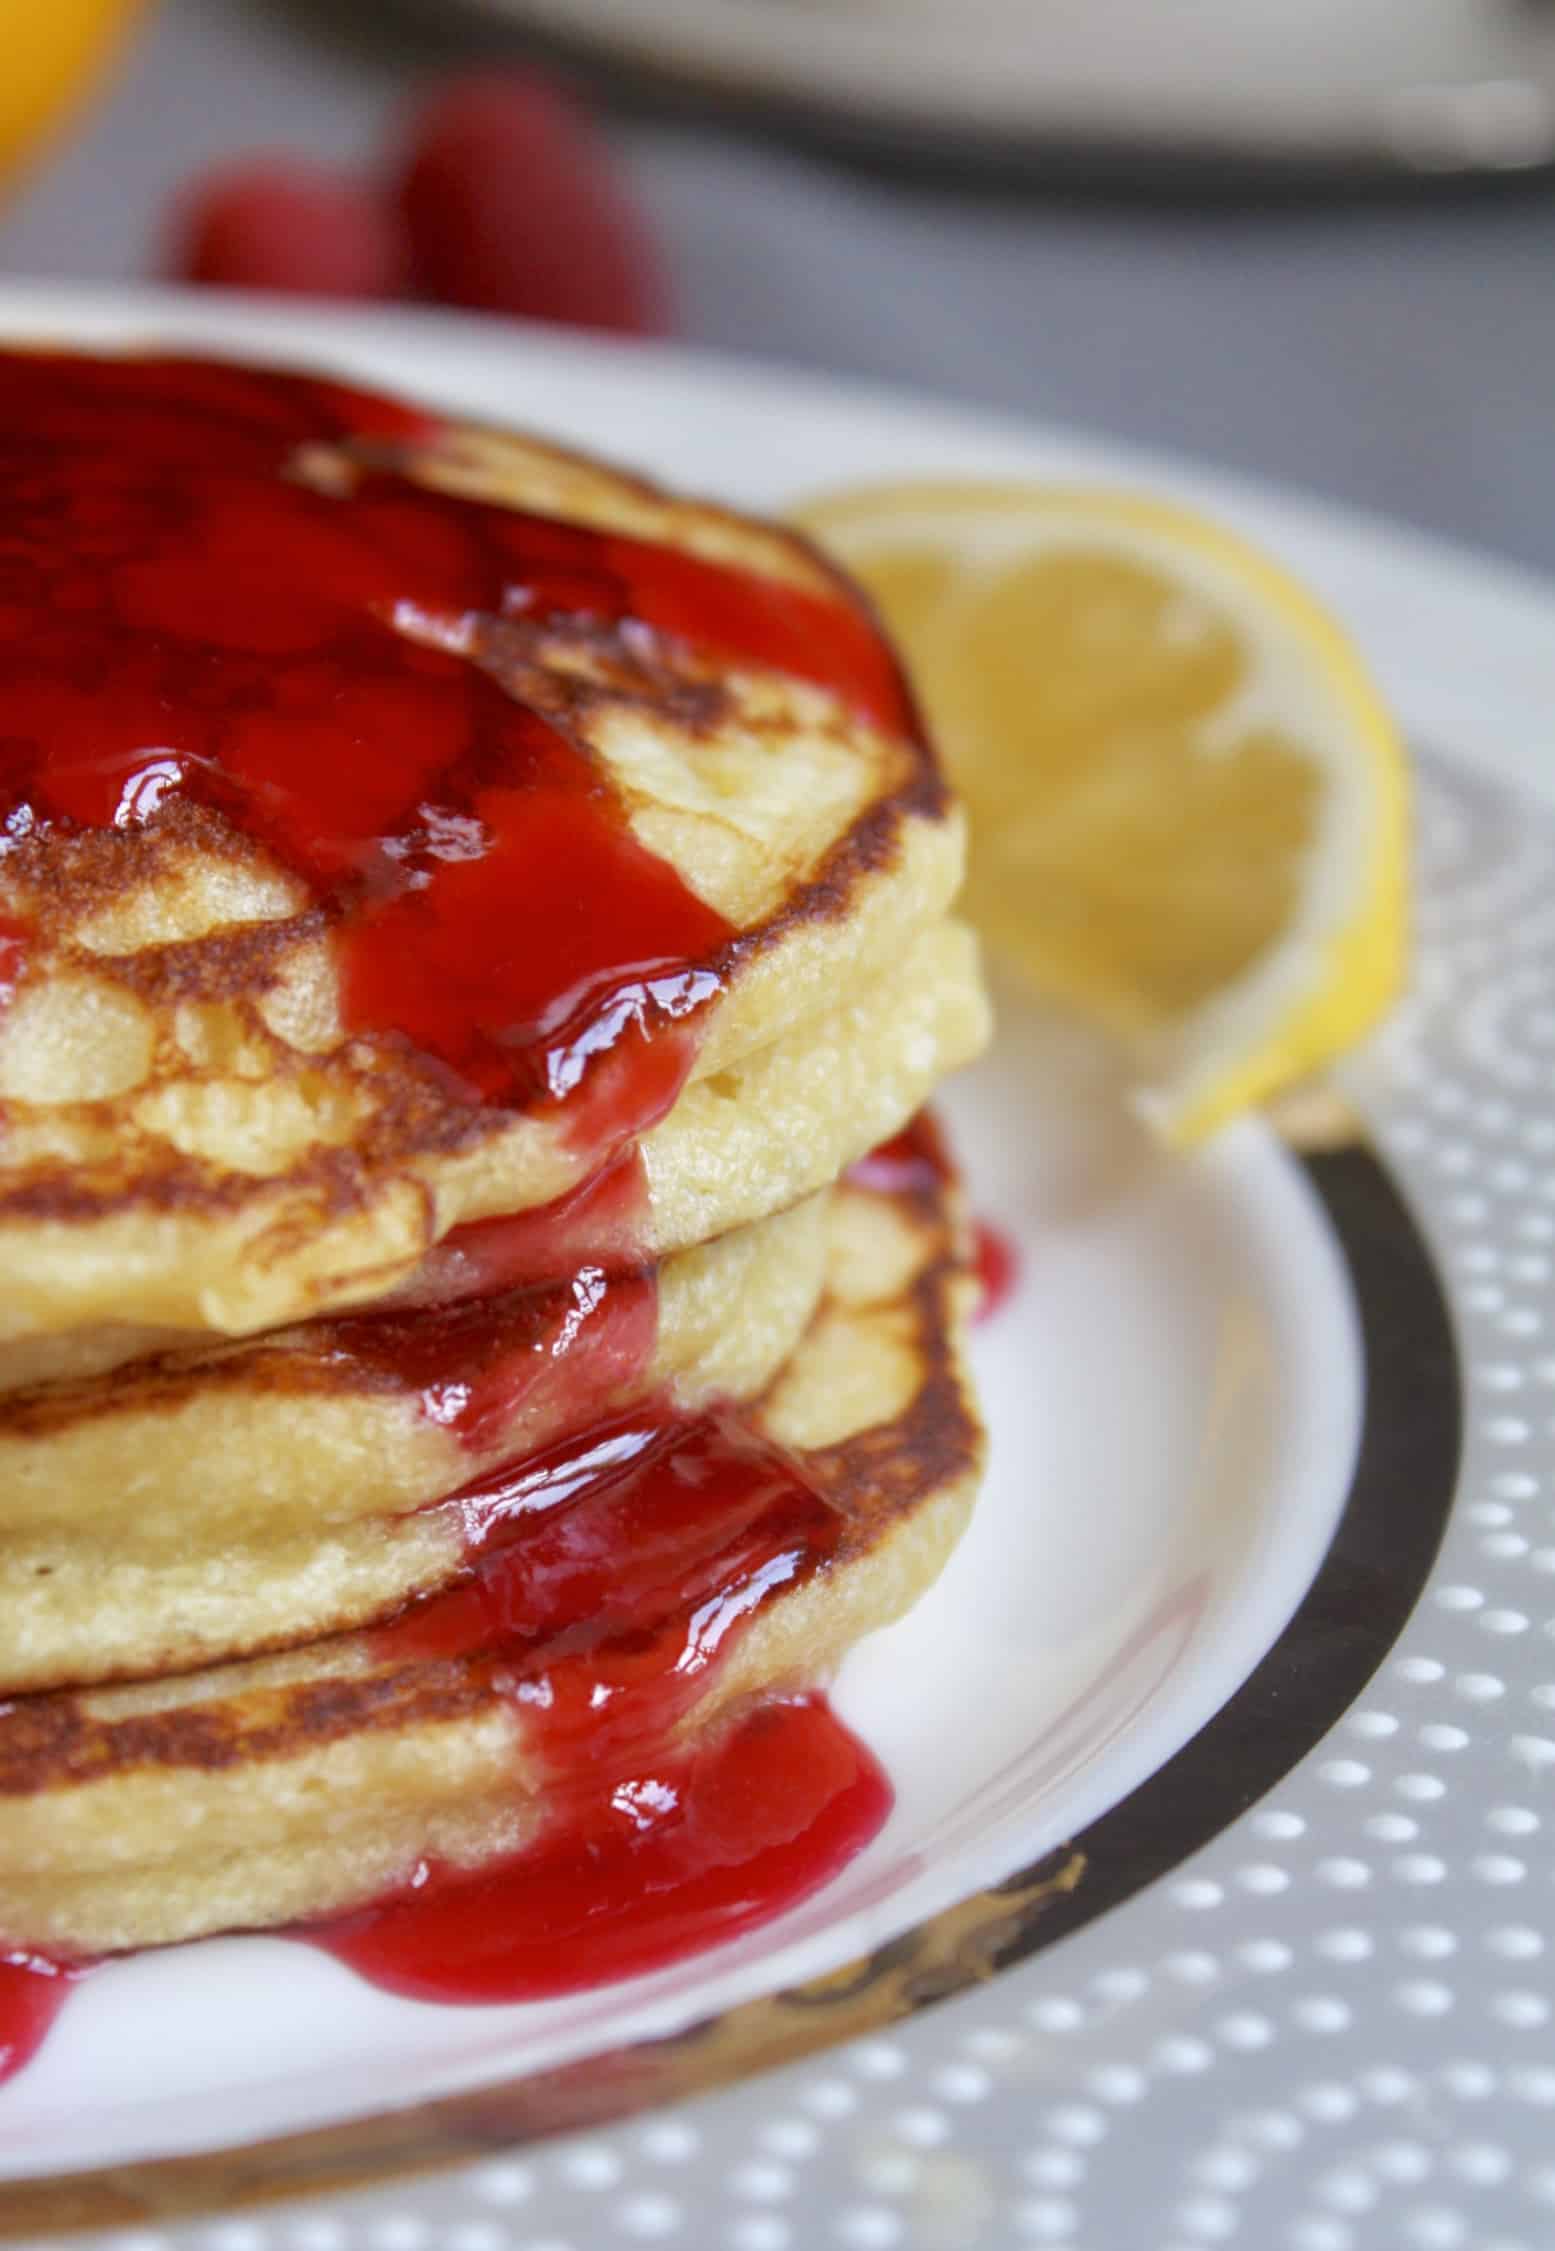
[1,0,1553,575]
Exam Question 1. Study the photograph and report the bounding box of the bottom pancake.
[0,1156,981,1959]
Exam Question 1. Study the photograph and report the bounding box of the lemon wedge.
[798,479,1409,1142]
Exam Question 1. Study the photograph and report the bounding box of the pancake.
[0,914,988,1388]
[0,350,973,1350]
[0,1192,832,1693]
[0,1158,980,1958]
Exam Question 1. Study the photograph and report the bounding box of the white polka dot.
[1486,1418,1531,1444]
[1318,2167,1375,2213]
[369,2224,426,2251]
[1253,1808,1307,1837]
[1366,1813,1419,1843]
[1022,2151,1084,2189]
[1448,2143,1511,2187]
[1320,1759,1371,1787]
[1488,1804,1539,1835]
[1195,2149,1259,2193]
[1395,1853,1448,1884]
[1244,2110,1303,2151]
[731,2164,793,2204]
[1483,1609,1531,1634]
[890,2109,948,2149]
[1436,1586,1485,1612]
[1301,2087,1358,2126]
[1164,1951,1220,1985]
[1470,1500,1515,1527]
[207,2229,265,2251]
[852,2042,907,2081]
[616,2194,682,2239]
[1174,1878,1225,1909]
[1047,2105,1106,2147]
[1473,1853,1527,1884]
[1493,1990,1550,2029]
[802,2081,857,2120]
[1362,2067,1417,2103]
[1176,2197,1237,2240]
[1456,1673,1507,1701]
[1488,1925,1544,1960]
[1403,2210,1467,2250]
[474,2163,535,2205]
[1238,1939,1293,1972]
[1374,2142,1433,2185]
[1317,1857,1371,1889]
[1510,2066,1555,2104]
[1293,1998,1351,2034]
[1091,1967,1149,2004]
[289,2227,345,2251]
[1440,2061,1495,2100]
[563,2147,622,2191]
[1397,1772,1447,1801]
[1317,1928,1373,1963]
[1027,1995,1084,2033]
[1218,2013,1273,2052]
[1396,1980,1455,2017]
[732,2220,790,2251]
[963,2026,1024,2064]
[1420,1723,1471,1750]
[1482,1532,1529,1559]
[1491,1471,1538,1499]
[637,2125,697,2166]
[759,2122,819,2162]
[834,2209,900,2250]
[1157,2036,1214,2075]
[1400,1926,1457,1960]
[1088,2064,1147,2104]
[1396,1655,1447,1684]
[1012,2200,1075,2243]
[1289,2221,1351,2251]
[931,2063,990,2103]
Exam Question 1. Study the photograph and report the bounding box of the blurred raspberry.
[395,75,669,335]
[165,158,408,299]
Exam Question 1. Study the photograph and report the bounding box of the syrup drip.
[0,1403,889,2087]
[382,1405,847,1773]
[973,1222,1019,1322]
[0,353,914,1131]
[845,1110,954,1198]
[313,1254,655,1455]
[309,1694,887,2005]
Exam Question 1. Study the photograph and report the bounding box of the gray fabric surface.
[2,0,1552,572]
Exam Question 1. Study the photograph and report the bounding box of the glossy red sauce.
[0,352,912,1130]
[973,1221,1019,1322]
[0,1953,85,2087]
[0,1403,891,2085]
[310,1694,887,2004]
[845,1109,954,1198]
[395,1147,648,1307]
[315,1255,656,1455]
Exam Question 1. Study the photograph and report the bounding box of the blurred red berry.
[166,158,408,299]
[396,75,669,335]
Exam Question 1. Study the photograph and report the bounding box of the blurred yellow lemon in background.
[0,0,145,185]
[799,481,1408,1143]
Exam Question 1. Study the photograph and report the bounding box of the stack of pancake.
[0,351,989,1963]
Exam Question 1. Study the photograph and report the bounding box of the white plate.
[433,0,1555,175]
[0,288,1549,2251]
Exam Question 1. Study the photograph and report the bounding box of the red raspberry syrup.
[0,1406,892,2079]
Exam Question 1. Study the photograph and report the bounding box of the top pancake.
[0,351,968,1346]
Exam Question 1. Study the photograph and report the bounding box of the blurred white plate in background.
[442,0,1555,175]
